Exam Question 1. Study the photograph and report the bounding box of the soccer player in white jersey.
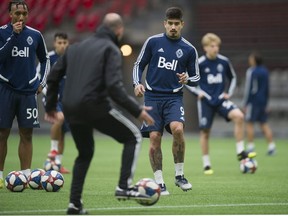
[186,33,256,175]
[133,7,200,195]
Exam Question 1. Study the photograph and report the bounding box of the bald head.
[103,13,123,30]
[102,13,124,41]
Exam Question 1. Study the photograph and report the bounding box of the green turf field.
[0,133,287,215]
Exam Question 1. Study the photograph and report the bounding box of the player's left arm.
[186,48,200,87]
[36,33,50,93]
[45,51,67,113]
[224,60,237,99]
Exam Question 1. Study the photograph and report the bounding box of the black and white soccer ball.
[41,170,64,192]
[28,168,45,189]
[240,158,257,174]
[135,178,161,206]
[5,171,28,192]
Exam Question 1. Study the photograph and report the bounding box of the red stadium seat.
[87,13,101,32]
[75,13,87,32]
[53,4,67,26]
[34,13,48,31]
[83,0,94,9]
[69,0,82,17]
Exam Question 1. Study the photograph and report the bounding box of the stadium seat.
[69,0,82,17]
[53,4,67,26]
[87,13,101,32]
[75,13,87,32]
[34,13,48,31]
[83,0,94,9]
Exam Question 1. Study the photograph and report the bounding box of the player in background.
[186,33,256,175]
[133,7,200,195]
[242,51,276,155]
[38,32,70,174]
[0,0,50,189]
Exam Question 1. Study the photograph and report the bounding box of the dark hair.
[251,51,263,66]
[165,7,183,20]
[8,0,28,12]
[54,32,68,40]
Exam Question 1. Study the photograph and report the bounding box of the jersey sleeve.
[36,33,50,88]
[186,47,200,87]
[45,52,67,112]
[132,37,152,87]
[0,32,16,63]
[225,59,237,97]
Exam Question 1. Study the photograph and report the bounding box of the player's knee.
[171,125,184,137]
[230,109,244,123]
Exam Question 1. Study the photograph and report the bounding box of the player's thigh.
[17,93,40,128]
[141,100,165,137]
[197,100,215,129]
[95,109,142,144]
[163,98,185,133]
[218,100,239,121]
[0,85,17,128]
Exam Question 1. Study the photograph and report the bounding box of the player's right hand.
[134,84,145,97]
[13,21,23,34]
[139,106,154,126]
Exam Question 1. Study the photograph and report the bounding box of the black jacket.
[45,26,142,123]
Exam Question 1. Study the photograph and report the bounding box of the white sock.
[236,140,245,154]
[51,140,59,151]
[247,142,255,151]
[268,142,276,150]
[175,163,184,176]
[56,154,63,163]
[21,169,31,178]
[0,171,3,179]
[154,170,164,184]
[202,155,211,168]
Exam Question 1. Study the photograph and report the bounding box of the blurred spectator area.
[0,0,287,122]
[191,1,288,118]
[0,0,149,32]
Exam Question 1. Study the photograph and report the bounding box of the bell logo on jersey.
[157,56,178,71]
[207,73,223,84]
[12,46,29,57]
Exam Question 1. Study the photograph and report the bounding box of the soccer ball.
[5,171,28,192]
[43,158,61,171]
[41,170,64,192]
[135,178,161,206]
[28,168,45,189]
[240,158,257,174]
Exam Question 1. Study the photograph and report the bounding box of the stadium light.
[120,44,132,57]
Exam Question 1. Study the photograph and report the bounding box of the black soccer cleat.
[115,186,150,201]
[237,150,256,161]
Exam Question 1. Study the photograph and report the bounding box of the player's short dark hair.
[54,32,68,40]
[251,51,263,65]
[8,0,28,12]
[165,7,183,21]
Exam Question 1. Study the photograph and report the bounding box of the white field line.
[0,202,288,214]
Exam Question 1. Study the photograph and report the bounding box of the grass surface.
[0,132,287,215]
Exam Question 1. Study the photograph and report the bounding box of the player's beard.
[168,31,179,39]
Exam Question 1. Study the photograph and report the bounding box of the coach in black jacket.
[44,13,154,215]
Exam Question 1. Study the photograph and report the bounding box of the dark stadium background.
[1,0,287,137]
